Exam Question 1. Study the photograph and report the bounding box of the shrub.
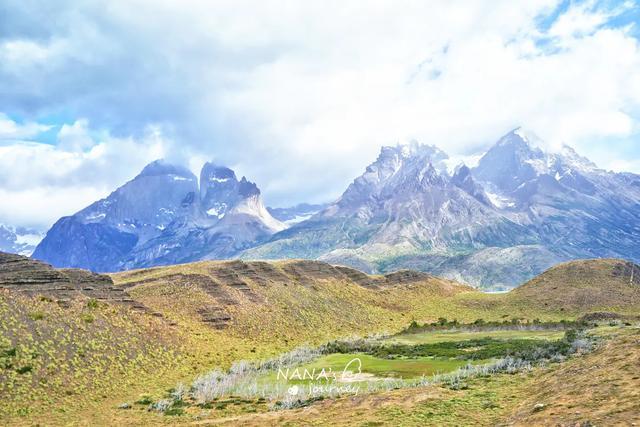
[1,347,16,358]
[135,395,153,405]
[81,313,95,323]
[171,383,186,401]
[164,407,184,416]
[28,311,45,321]
[16,365,33,374]
[149,399,173,412]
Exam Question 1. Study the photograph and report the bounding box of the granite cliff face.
[33,160,284,272]
[243,129,640,290]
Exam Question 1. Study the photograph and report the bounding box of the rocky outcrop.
[0,252,144,309]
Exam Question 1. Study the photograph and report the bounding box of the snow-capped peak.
[0,223,44,256]
[558,144,598,172]
[512,127,544,148]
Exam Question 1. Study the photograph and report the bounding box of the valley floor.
[183,326,640,426]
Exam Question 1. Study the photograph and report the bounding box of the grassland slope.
[508,258,640,312]
[3,255,640,425]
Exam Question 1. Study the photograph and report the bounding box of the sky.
[1,0,640,230]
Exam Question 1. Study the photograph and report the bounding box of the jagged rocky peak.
[200,163,237,195]
[376,140,450,173]
[452,163,471,178]
[486,127,546,160]
[451,164,492,206]
[33,157,287,272]
[190,161,284,232]
[200,162,263,219]
[220,173,284,233]
[501,127,544,147]
[238,177,261,198]
[77,159,199,227]
[473,127,548,192]
[200,162,239,217]
[474,127,604,197]
[201,162,236,181]
[138,159,195,179]
[484,127,596,173]
[337,140,451,209]
[33,158,202,272]
[555,144,598,172]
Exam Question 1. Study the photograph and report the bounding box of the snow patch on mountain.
[485,191,515,209]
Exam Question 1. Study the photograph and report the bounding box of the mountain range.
[0,224,43,256]
[31,128,640,289]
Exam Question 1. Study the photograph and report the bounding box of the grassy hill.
[112,260,479,367]
[1,254,639,425]
[508,258,640,312]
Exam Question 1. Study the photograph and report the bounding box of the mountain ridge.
[243,128,640,289]
[32,128,640,290]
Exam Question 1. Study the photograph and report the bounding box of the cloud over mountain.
[1,0,639,229]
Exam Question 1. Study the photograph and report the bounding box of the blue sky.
[0,0,639,229]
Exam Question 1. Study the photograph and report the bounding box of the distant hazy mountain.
[267,203,330,225]
[0,224,43,256]
[33,160,284,271]
[243,128,640,289]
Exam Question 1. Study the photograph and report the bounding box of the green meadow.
[273,353,475,383]
[384,328,566,345]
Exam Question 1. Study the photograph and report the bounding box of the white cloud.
[0,122,168,228]
[548,0,633,40]
[606,157,640,173]
[0,0,639,225]
[214,1,640,197]
[0,186,109,230]
[0,39,62,71]
[56,119,95,152]
[0,113,51,139]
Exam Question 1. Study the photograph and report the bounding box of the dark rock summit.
[33,160,284,272]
